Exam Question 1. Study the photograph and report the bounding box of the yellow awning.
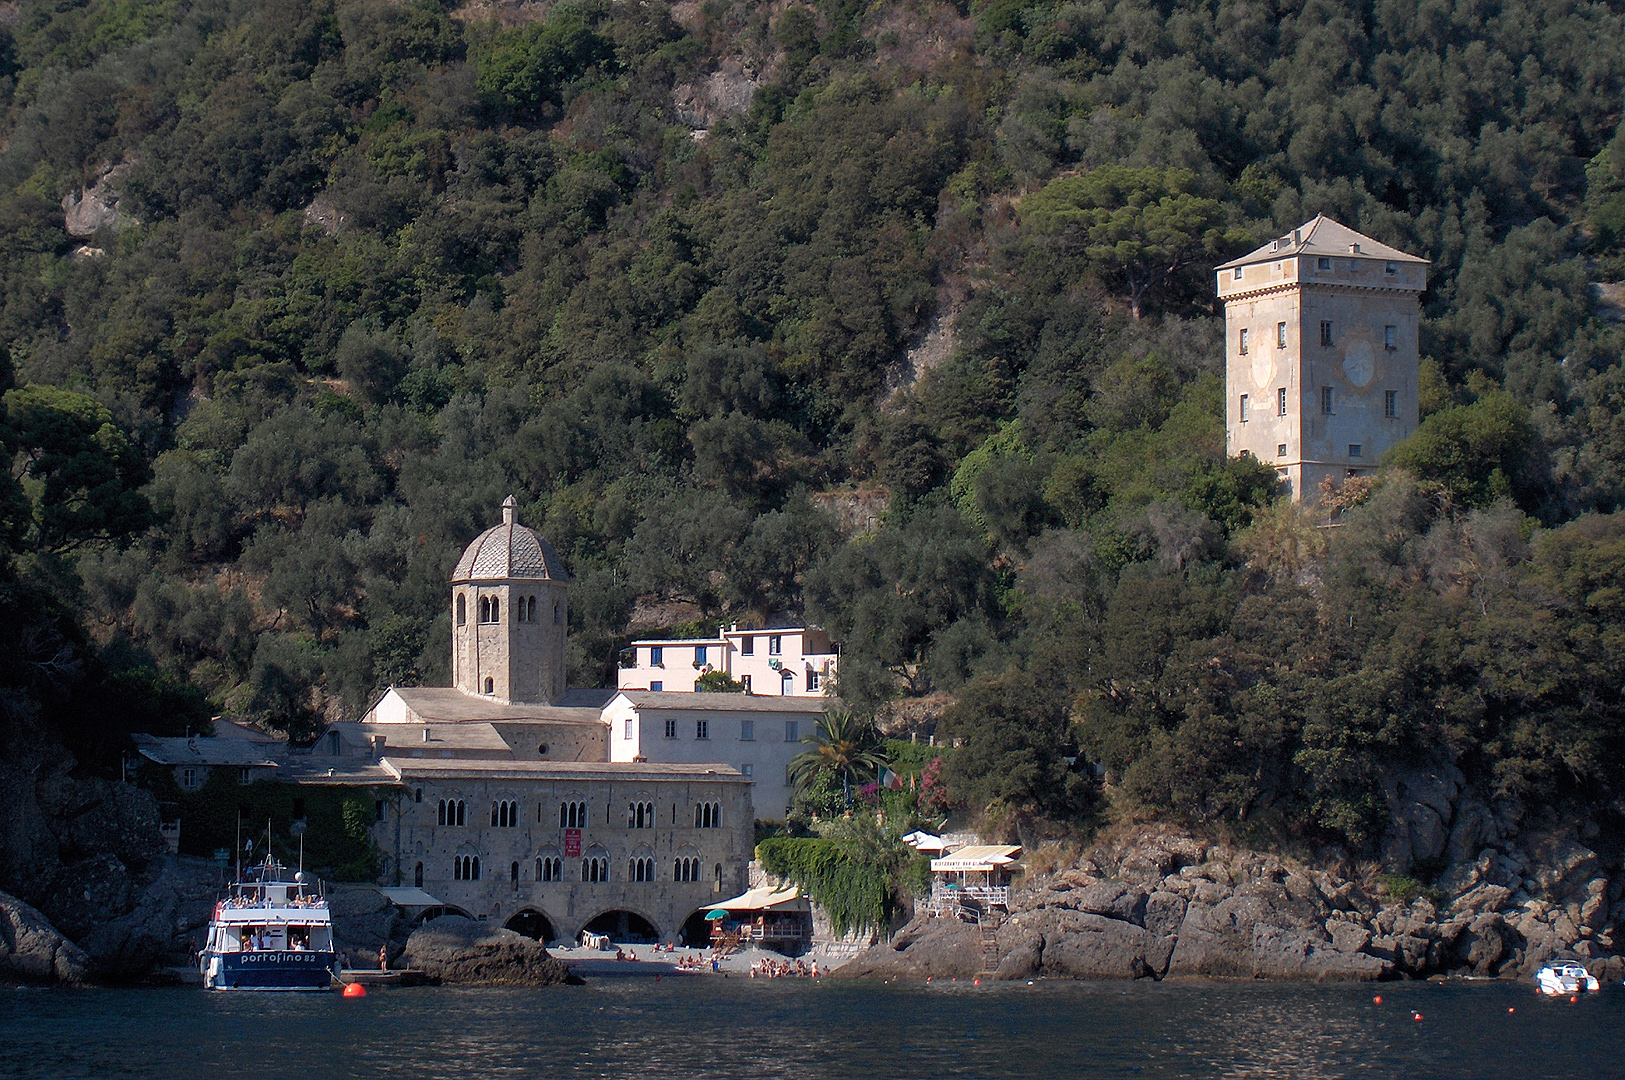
[931,845,1022,872]
[712,884,809,912]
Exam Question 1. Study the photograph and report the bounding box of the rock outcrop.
[841,826,1624,983]
[403,916,580,986]
[0,889,90,985]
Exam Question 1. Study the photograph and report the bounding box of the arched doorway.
[679,908,716,948]
[505,909,557,943]
[582,909,659,944]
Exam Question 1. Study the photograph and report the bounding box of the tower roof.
[452,496,569,582]
[1216,215,1429,269]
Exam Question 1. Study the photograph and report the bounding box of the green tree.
[4,384,151,553]
[788,708,889,804]
[1021,166,1240,319]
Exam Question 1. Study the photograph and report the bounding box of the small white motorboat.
[1535,960,1600,995]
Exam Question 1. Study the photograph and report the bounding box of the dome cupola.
[452,496,569,582]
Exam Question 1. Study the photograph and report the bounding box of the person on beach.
[379,943,389,971]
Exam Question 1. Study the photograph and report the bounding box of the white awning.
[903,831,948,852]
[712,884,809,913]
[931,845,1022,872]
[377,887,444,908]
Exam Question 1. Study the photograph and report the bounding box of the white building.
[617,625,838,696]
[602,691,828,822]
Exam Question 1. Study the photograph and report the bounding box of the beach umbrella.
[705,909,729,920]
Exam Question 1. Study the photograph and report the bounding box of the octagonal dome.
[452,496,568,582]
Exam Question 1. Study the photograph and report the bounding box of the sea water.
[2,977,1620,1079]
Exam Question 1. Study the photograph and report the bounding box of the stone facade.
[451,496,570,705]
[378,760,752,945]
[1218,215,1429,500]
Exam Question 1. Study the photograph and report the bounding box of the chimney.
[371,735,386,760]
[1348,243,1360,254]
[1292,228,1302,244]
[501,494,517,526]
[422,727,431,743]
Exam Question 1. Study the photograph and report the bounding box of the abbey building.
[136,498,834,947]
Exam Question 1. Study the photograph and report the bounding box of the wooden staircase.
[976,909,1002,977]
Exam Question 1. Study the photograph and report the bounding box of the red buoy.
[342,982,367,998]
[1373,995,1382,1004]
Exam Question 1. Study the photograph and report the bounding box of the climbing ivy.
[758,822,929,939]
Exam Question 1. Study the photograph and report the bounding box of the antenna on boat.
[235,812,242,883]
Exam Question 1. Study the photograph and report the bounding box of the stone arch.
[506,908,558,943]
[678,907,717,948]
[581,908,660,944]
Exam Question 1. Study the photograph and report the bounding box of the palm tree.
[789,709,889,805]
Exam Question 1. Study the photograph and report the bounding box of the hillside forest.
[1,0,1624,858]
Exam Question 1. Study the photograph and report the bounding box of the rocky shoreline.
[839,827,1625,983]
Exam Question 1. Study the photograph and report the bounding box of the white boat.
[1536,960,1600,995]
[198,856,339,991]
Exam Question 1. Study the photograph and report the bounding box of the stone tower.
[1217,215,1429,500]
[450,496,570,704]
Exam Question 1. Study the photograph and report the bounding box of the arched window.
[491,597,500,623]
[453,854,481,881]
[536,855,562,882]
[438,799,464,827]
[491,800,518,828]
[510,861,519,884]
[414,788,422,803]
[674,856,700,882]
[627,801,653,828]
[414,862,423,888]
[528,596,538,622]
[629,857,654,882]
[553,602,560,625]
[437,799,447,826]
[694,802,720,828]
[559,800,587,828]
[582,856,608,883]
[715,863,723,892]
[478,597,489,623]
[456,594,466,626]
[484,677,494,694]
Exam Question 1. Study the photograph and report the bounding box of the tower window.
[1385,390,1398,418]
[1277,322,1287,349]
[553,603,560,625]
[1385,261,1398,275]
[1349,444,1362,458]
[1320,387,1334,414]
[1238,328,1248,354]
[1317,257,1331,270]
[1239,394,1249,422]
[1233,266,1242,280]
[1277,443,1287,457]
[1278,388,1287,416]
[1320,321,1333,347]
[1384,325,1398,350]
[456,595,466,626]
[484,677,494,694]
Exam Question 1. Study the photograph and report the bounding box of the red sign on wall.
[564,829,581,857]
